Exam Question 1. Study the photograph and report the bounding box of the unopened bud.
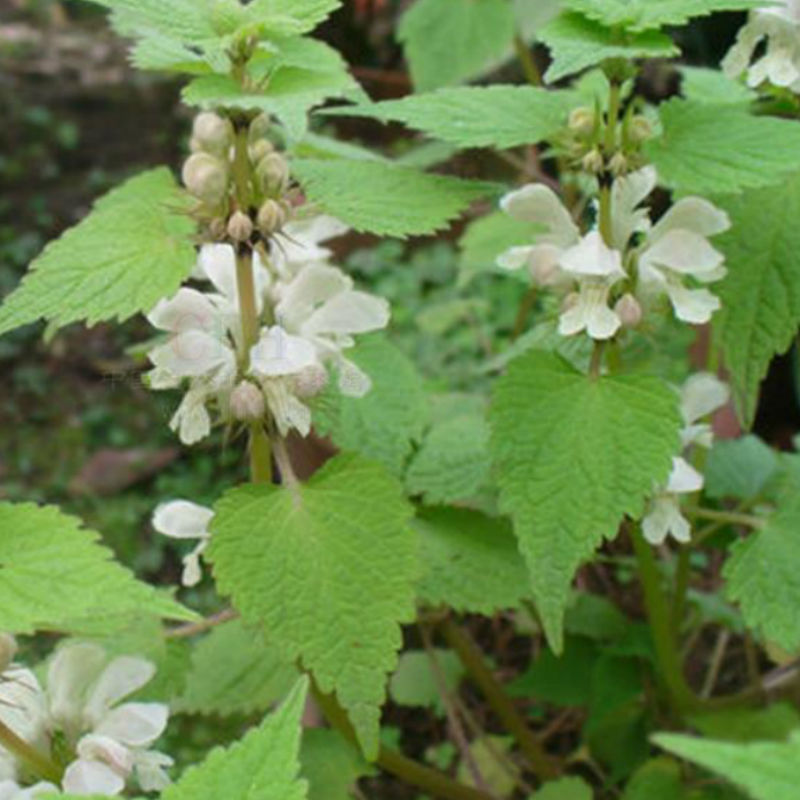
[568,107,595,137]
[293,364,329,399]
[192,112,234,157]
[615,293,643,328]
[249,138,275,165]
[182,153,229,205]
[257,199,288,235]
[629,115,653,143]
[256,153,290,194]
[0,634,17,673]
[227,211,253,242]
[249,113,272,144]
[230,381,265,421]
[609,152,629,177]
[581,149,604,174]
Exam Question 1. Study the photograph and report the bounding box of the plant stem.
[249,423,272,484]
[684,506,765,529]
[235,249,260,360]
[440,619,558,780]
[0,719,61,785]
[671,546,691,635]
[165,608,238,639]
[589,340,606,379]
[631,525,697,714]
[514,34,542,86]
[604,80,622,156]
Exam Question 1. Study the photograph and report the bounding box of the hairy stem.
[440,619,558,780]
[0,718,61,785]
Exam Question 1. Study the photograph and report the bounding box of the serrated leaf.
[0,169,195,337]
[531,776,593,800]
[208,455,418,758]
[562,0,768,32]
[723,500,800,650]
[243,0,342,34]
[301,729,371,800]
[539,12,678,83]
[326,86,577,150]
[313,336,429,476]
[163,678,310,800]
[398,0,515,91]
[414,507,531,614]
[688,704,800,744]
[390,649,464,715]
[176,619,299,716]
[0,502,196,635]
[654,730,800,800]
[645,100,800,196]
[679,67,755,106]
[705,436,779,501]
[291,159,493,237]
[490,351,681,650]
[712,176,800,423]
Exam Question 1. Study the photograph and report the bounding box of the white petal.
[274,263,352,331]
[149,330,236,378]
[263,381,312,437]
[47,644,106,732]
[76,734,134,776]
[611,166,657,250]
[558,283,621,340]
[338,358,372,397]
[666,457,704,494]
[649,197,730,242]
[642,496,692,545]
[134,750,174,792]
[170,389,212,446]
[303,291,389,337]
[146,288,219,335]
[146,367,181,390]
[0,669,48,747]
[197,244,238,299]
[250,327,318,377]
[559,231,625,279]
[496,245,533,271]
[152,500,213,541]
[84,658,156,725]
[681,373,730,425]
[641,229,725,278]
[63,759,125,796]
[665,283,721,324]
[500,184,579,247]
[722,21,763,78]
[181,541,209,588]
[95,703,168,748]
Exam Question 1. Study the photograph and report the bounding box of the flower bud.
[249,113,272,144]
[568,107,595,137]
[629,115,653,143]
[182,153,229,205]
[0,634,17,674]
[581,149,604,174]
[227,211,253,243]
[230,381,265,421]
[257,199,288,235]
[249,138,275,165]
[293,364,329,399]
[615,293,643,328]
[192,112,234,156]
[256,153,290,194]
[609,152,629,177]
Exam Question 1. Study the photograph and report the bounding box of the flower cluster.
[641,373,730,545]
[723,0,800,91]
[0,642,171,797]
[497,166,730,340]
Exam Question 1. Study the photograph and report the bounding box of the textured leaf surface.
[164,678,309,800]
[680,66,755,105]
[301,729,370,800]
[689,704,800,744]
[327,86,577,150]
[0,169,195,337]
[176,619,298,716]
[723,500,800,650]
[314,336,428,476]
[414,508,531,614]
[291,159,493,237]
[398,0,514,90]
[208,455,418,758]
[562,0,767,31]
[654,731,800,800]
[490,351,681,650]
[713,176,800,423]
[705,436,778,501]
[540,13,678,82]
[646,100,800,195]
[0,503,195,634]
[390,649,464,714]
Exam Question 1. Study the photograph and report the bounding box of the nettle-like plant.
[5,0,800,798]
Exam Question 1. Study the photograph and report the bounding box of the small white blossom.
[642,373,730,545]
[270,215,349,280]
[723,1,800,91]
[0,781,59,800]
[152,500,214,587]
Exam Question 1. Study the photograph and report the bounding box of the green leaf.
[564,592,629,641]
[0,168,195,337]
[712,175,800,423]
[645,100,800,196]
[654,730,800,800]
[688,704,800,744]
[562,0,767,32]
[389,649,464,715]
[539,12,678,83]
[0,502,195,635]
[490,351,681,650]
[723,499,800,650]
[175,619,299,716]
[163,678,310,800]
[398,0,515,91]
[622,758,684,800]
[208,455,418,759]
[291,159,493,237]
[705,436,779,501]
[313,336,429,476]
[406,412,491,504]
[414,507,531,615]
[326,86,577,150]
[301,729,371,800]
[242,0,343,34]
[531,776,594,800]
[679,67,755,106]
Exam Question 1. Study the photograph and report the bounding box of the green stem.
[672,546,691,635]
[631,524,697,714]
[0,718,61,785]
[685,506,765,529]
[514,34,542,87]
[440,619,558,780]
[235,249,260,358]
[249,423,272,484]
[598,184,613,246]
[604,80,622,156]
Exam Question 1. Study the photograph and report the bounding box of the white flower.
[642,373,730,545]
[152,500,214,587]
[0,781,59,800]
[270,215,349,280]
[557,232,626,340]
[723,1,800,90]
